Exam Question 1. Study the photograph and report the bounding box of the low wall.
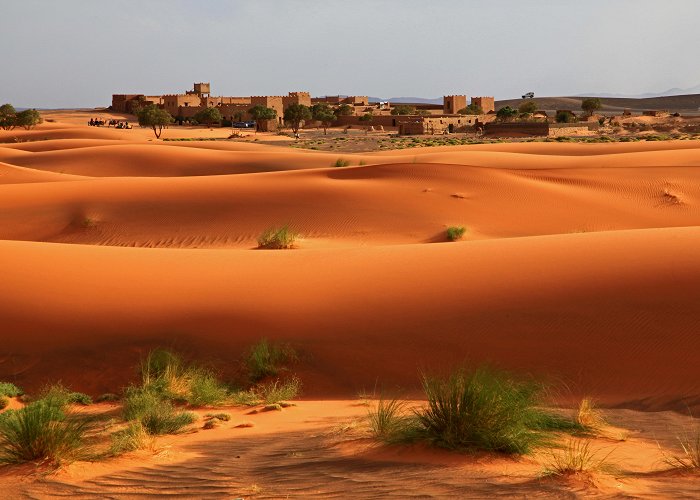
[484,122,549,137]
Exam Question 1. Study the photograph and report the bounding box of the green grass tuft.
[122,387,196,435]
[257,226,299,249]
[446,226,466,241]
[333,158,351,167]
[0,382,23,398]
[0,393,94,465]
[372,367,584,455]
[246,339,297,382]
[109,421,150,455]
[368,398,421,444]
[543,438,615,476]
[257,377,302,404]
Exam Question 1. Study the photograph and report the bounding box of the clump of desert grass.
[140,348,228,407]
[0,382,23,398]
[0,385,96,465]
[121,387,196,436]
[446,226,466,241]
[230,377,301,406]
[109,421,152,455]
[661,420,700,471]
[576,397,606,432]
[245,338,297,383]
[368,367,585,455]
[332,158,351,168]
[543,438,615,476]
[257,226,299,249]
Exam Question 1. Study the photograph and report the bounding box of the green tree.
[359,112,374,122]
[136,104,174,139]
[391,104,416,115]
[458,104,483,115]
[0,104,17,130]
[518,100,538,114]
[555,110,577,123]
[283,104,312,135]
[311,103,336,134]
[334,104,353,117]
[496,106,518,122]
[193,107,222,127]
[15,109,42,130]
[581,98,602,116]
[248,105,277,132]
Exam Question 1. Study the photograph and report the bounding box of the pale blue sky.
[2,0,699,108]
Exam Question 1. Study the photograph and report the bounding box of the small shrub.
[333,158,351,168]
[257,377,301,404]
[39,384,92,407]
[446,226,466,241]
[0,382,23,398]
[0,397,93,465]
[257,226,299,249]
[188,371,229,407]
[0,397,8,410]
[122,387,196,435]
[246,339,297,382]
[544,438,614,476]
[418,367,569,454]
[109,421,150,455]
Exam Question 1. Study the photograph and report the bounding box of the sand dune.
[1,227,699,411]
[1,118,699,410]
[1,114,700,497]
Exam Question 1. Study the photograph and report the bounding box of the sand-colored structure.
[112,83,495,133]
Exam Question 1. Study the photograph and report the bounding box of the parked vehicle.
[232,121,255,128]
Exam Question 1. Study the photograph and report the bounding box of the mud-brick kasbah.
[111,82,497,135]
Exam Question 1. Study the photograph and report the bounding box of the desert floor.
[0,110,699,498]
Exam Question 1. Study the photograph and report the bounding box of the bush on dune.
[257,226,299,249]
[0,390,94,465]
[122,387,196,435]
[246,339,297,382]
[368,366,585,455]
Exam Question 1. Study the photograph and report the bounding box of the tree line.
[0,104,43,130]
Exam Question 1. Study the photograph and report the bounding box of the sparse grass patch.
[0,382,23,398]
[446,226,466,241]
[368,398,420,444]
[139,348,229,407]
[662,421,700,470]
[257,226,299,249]
[257,377,301,404]
[332,157,351,167]
[576,398,605,431]
[122,387,196,435]
[246,338,297,382]
[543,438,615,476]
[109,421,151,455]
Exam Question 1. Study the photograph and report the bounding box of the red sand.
[2,110,700,498]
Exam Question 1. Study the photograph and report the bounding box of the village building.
[111,83,495,134]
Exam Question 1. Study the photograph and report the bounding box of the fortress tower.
[443,95,468,114]
[471,96,495,114]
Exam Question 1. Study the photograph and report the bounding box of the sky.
[2,0,700,108]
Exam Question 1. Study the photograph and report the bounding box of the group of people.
[88,118,132,129]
